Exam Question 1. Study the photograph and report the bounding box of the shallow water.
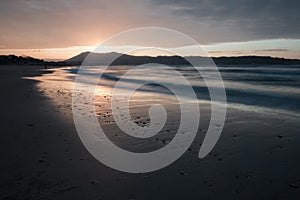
[60,64,300,118]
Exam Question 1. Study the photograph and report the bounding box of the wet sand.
[1,65,300,199]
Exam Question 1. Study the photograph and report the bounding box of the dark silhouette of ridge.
[1,52,300,66]
[0,55,44,65]
[65,51,190,65]
[65,51,300,66]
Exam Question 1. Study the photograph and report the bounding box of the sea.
[63,64,300,119]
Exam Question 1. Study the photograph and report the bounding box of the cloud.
[0,0,299,49]
[150,0,300,40]
[0,0,145,48]
[254,49,288,52]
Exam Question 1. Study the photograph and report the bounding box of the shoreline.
[1,65,300,199]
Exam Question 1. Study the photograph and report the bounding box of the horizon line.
[2,52,300,62]
[1,39,300,60]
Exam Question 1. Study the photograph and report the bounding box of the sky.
[0,0,299,60]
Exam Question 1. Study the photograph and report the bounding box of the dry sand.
[1,65,300,199]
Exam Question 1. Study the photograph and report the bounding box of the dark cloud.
[0,0,299,49]
[254,49,288,52]
[151,0,300,40]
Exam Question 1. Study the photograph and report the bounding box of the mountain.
[65,52,123,63]
[65,51,190,65]
[65,52,300,66]
[1,53,300,66]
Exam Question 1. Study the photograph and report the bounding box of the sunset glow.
[1,0,299,60]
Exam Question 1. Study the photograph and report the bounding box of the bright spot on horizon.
[0,39,299,60]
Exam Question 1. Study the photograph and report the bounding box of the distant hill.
[0,55,44,65]
[65,51,191,65]
[66,52,300,66]
[65,52,123,64]
[1,52,300,66]
[213,56,300,65]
